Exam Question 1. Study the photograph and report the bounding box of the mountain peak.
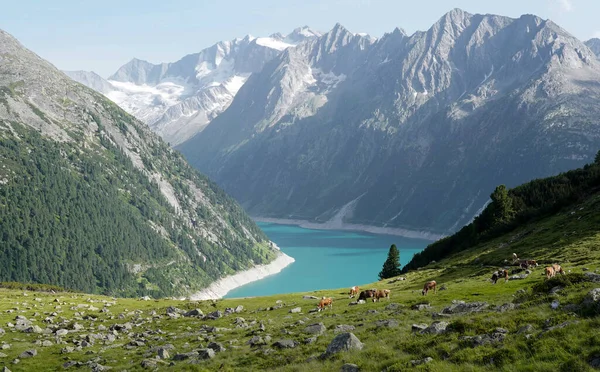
[585,38,600,57]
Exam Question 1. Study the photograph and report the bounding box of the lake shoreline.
[252,216,444,241]
[188,245,295,300]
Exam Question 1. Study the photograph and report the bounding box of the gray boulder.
[207,342,226,352]
[411,357,433,366]
[341,363,360,372]
[273,339,298,349]
[304,323,326,335]
[183,309,203,317]
[289,307,301,314]
[173,351,199,360]
[584,272,600,283]
[19,349,37,358]
[411,323,428,332]
[303,296,318,300]
[442,301,488,314]
[322,333,363,357]
[411,303,431,311]
[334,325,355,333]
[420,321,449,335]
[247,336,266,347]
[198,348,215,360]
[375,319,399,328]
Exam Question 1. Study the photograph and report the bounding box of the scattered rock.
[19,349,37,358]
[439,284,447,291]
[197,348,215,360]
[140,359,157,369]
[366,310,378,315]
[2,367,10,372]
[273,339,298,349]
[11,359,19,365]
[304,337,318,344]
[139,296,151,301]
[247,336,266,347]
[411,323,428,332]
[509,274,528,280]
[411,357,433,366]
[375,319,399,328]
[183,309,203,317]
[551,300,560,310]
[207,342,226,352]
[303,296,318,300]
[172,351,199,361]
[549,286,563,295]
[583,288,600,305]
[289,307,301,314]
[420,321,449,335]
[517,324,534,334]
[61,346,75,354]
[462,330,507,347]
[411,303,431,311]
[334,325,355,333]
[322,333,363,358]
[495,303,516,313]
[205,310,222,320]
[41,340,53,347]
[304,323,326,335]
[157,348,170,359]
[341,363,360,372]
[442,301,488,315]
[384,303,400,311]
[0,352,6,358]
[234,305,244,313]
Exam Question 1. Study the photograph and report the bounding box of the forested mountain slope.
[403,153,600,272]
[0,29,276,298]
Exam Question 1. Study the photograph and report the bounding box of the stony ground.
[1,195,600,371]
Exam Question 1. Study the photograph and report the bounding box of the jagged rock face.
[71,28,322,146]
[179,9,600,235]
[0,29,273,296]
[63,71,115,94]
[585,38,600,58]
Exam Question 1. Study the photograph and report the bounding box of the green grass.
[0,194,599,371]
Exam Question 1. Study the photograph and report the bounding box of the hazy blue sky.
[2,0,598,77]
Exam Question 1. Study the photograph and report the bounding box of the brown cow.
[317,297,332,311]
[373,289,391,302]
[491,269,509,284]
[551,264,565,275]
[422,281,437,295]
[545,266,555,279]
[358,289,376,302]
[349,286,359,298]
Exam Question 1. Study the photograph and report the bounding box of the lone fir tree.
[379,244,402,280]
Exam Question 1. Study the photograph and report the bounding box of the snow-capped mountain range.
[67,27,323,145]
[178,9,600,234]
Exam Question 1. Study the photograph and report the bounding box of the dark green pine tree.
[378,244,402,280]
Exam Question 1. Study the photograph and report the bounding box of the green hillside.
[0,29,275,298]
[0,177,599,371]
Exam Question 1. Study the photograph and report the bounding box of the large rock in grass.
[584,272,600,283]
[19,350,36,358]
[420,321,449,335]
[341,363,360,372]
[334,325,355,333]
[272,339,298,349]
[442,301,488,314]
[197,348,215,360]
[584,288,600,304]
[183,309,203,317]
[322,333,363,357]
[304,323,326,335]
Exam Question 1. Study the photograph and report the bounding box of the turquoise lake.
[224,222,430,298]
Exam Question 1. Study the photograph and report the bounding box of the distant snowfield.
[189,247,295,300]
[253,217,444,241]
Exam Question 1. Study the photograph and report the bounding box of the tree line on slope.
[0,117,271,298]
[401,151,600,273]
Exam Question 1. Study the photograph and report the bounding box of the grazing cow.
[374,289,391,302]
[422,281,437,295]
[349,286,360,298]
[545,266,555,280]
[551,264,565,275]
[519,259,538,269]
[317,297,333,311]
[358,290,376,302]
[492,269,509,284]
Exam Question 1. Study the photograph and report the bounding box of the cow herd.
[491,253,567,283]
[316,252,570,311]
